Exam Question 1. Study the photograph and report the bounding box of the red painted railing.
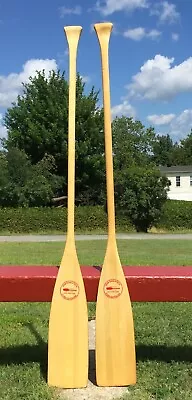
[1,265,192,302]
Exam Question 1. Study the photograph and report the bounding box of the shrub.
[0,206,133,234]
[157,200,192,230]
[1,200,191,234]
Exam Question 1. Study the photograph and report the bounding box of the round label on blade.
[60,281,80,300]
[103,279,123,299]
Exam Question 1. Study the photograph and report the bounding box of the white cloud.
[147,113,175,125]
[172,32,179,41]
[80,75,91,84]
[96,0,148,15]
[0,125,7,141]
[0,113,7,142]
[149,109,192,141]
[168,109,192,140]
[151,1,180,24]
[111,100,136,119]
[0,59,57,108]
[128,54,192,101]
[160,1,180,23]
[124,27,145,40]
[123,27,161,41]
[147,29,162,39]
[59,5,82,16]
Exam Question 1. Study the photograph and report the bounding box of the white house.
[160,166,192,201]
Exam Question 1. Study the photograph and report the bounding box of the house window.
[190,176,192,186]
[176,176,180,187]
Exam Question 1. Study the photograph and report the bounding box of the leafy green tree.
[152,134,174,166]
[153,129,192,167]
[3,70,105,205]
[0,148,61,207]
[75,84,105,204]
[0,151,9,204]
[4,71,68,169]
[111,117,169,232]
[112,117,155,170]
[115,166,169,232]
[172,129,192,165]
[0,148,28,206]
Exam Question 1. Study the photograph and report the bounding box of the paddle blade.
[96,244,136,387]
[48,244,88,388]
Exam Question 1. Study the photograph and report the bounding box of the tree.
[4,70,69,169]
[152,129,192,167]
[3,70,105,205]
[172,129,192,165]
[0,151,9,204]
[75,85,105,204]
[111,117,169,232]
[115,166,169,232]
[112,117,155,170]
[0,148,61,207]
[152,134,174,166]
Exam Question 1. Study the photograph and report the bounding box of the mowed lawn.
[0,239,192,400]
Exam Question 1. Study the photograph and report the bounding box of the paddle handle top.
[64,26,82,49]
[94,22,113,43]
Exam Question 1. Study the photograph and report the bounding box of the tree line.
[0,70,192,231]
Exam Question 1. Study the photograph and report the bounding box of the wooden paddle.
[48,26,88,389]
[94,22,136,387]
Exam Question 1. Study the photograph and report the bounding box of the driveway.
[0,233,192,242]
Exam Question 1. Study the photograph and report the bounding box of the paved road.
[0,233,192,242]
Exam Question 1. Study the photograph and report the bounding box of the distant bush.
[1,201,191,234]
[156,200,192,230]
[0,206,133,234]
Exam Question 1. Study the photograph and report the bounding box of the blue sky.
[0,0,192,143]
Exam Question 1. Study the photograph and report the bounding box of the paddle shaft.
[95,23,116,243]
[66,26,81,242]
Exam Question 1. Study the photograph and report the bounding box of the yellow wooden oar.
[94,22,136,387]
[48,26,88,389]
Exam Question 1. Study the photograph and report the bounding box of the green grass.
[0,240,192,399]
[0,302,54,400]
[125,302,192,400]
[1,239,192,266]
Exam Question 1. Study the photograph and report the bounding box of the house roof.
[160,166,192,174]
